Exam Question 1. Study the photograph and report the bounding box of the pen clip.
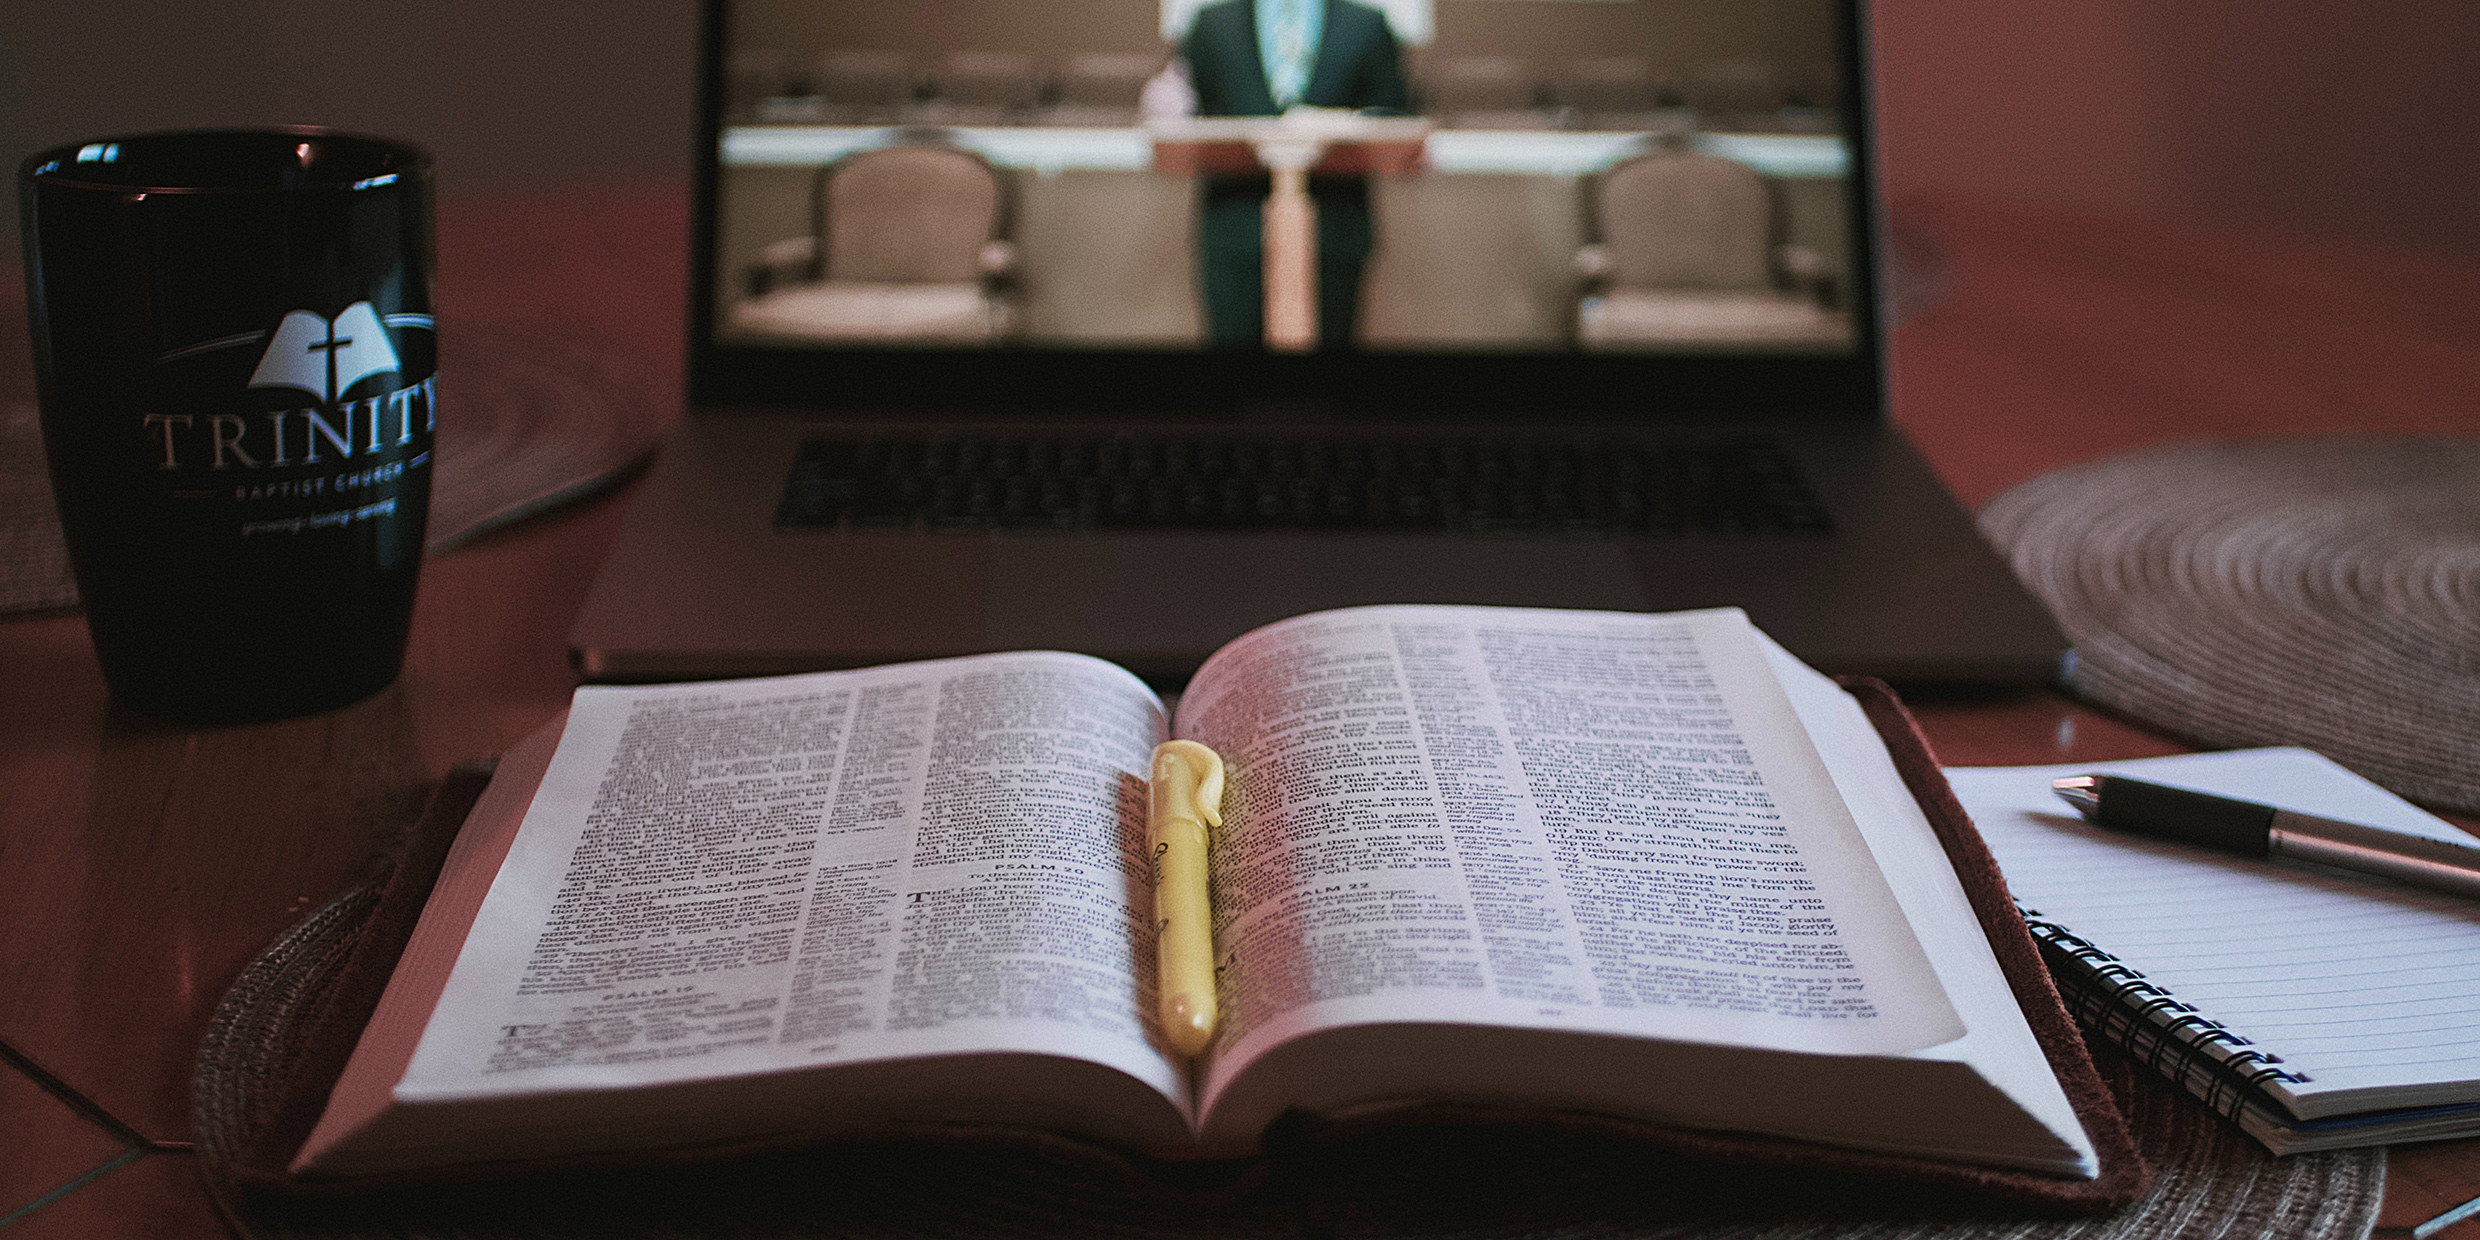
[1152,740,1225,831]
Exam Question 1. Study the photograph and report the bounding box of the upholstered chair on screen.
[1573,151,1849,351]
[816,51,917,125]
[927,51,1043,126]
[1421,57,1551,130]
[1678,59,1785,132]
[1049,53,1160,126]
[729,142,1020,346]
[1551,57,1670,131]
[727,48,790,123]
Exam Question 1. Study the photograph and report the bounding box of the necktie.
[1269,0,1312,109]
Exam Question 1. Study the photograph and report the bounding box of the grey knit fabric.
[1981,436,2480,813]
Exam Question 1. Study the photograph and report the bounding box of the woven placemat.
[1980,436,2480,814]
[196,885,2381,1240]
[0,318,667,615]
[418,317,669,553]
[0,400,76,614]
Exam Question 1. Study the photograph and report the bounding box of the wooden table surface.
[3,186,2477,1237]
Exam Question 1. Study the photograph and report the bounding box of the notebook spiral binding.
[2019,906,2308,1124]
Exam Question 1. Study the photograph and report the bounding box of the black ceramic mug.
[20,129,437,723]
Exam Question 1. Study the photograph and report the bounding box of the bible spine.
[2019,906,2306,1123]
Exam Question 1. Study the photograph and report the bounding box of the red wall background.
[1869,0,2480,259]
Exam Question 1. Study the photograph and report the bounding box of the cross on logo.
[248,301,400,405]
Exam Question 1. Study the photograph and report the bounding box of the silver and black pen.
[2053,774,2480,900]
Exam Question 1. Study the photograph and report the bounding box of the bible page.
[1172,605,1964,1115]
[394,652,1190,1117]
[1759,634,2096,1174]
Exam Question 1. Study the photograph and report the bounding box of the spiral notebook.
[1947,749,2480,1154]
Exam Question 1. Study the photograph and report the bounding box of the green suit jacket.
[1181,0,1410,257]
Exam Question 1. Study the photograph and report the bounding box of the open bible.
[290,606,2118,1191]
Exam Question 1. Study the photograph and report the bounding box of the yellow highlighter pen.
[1148,740,1224,1058]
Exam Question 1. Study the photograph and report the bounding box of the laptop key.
[777,435,1832,537]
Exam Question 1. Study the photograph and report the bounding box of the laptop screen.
[692,0,1879,415]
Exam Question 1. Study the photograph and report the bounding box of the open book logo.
[247,301,400,405]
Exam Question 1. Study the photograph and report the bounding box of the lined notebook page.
[1945,749,2480,1114]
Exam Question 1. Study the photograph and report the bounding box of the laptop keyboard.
[775,435,1832,536]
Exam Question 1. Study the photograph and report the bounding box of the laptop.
[569,0,2065,686]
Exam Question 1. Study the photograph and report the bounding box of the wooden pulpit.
[1149,111,1431,351]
